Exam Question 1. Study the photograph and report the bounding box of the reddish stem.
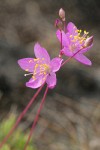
[0,84,44,149]
[61,48,82,67]
[24,86,49,150]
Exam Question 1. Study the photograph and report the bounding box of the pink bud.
[84,36,93,47]
[55,19,63,30]
[59,8,65,21]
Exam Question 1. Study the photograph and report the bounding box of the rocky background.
[0,0,100,150]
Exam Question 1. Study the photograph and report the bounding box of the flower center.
[24,58,50,80]
[33,58,50,77]
[39,63,51,74]
[69,29,89,51]
[69,44,76,52]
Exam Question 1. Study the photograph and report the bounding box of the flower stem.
[24,86,49,150]
[61,48,82,67]
[0,84,44,149]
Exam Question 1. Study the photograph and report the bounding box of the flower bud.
[59,8,65,21]
[59,51,64,58]
[84,36,93,47]
[55,19,63,30]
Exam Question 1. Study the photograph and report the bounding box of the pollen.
[70,35,73,38]
[32,76,36,80]
[34,58,40,62]
[25,69,29,71]
[84,30,89,35]
[29,60,32,63]
[43,72,46,75]
[77,29,82,33]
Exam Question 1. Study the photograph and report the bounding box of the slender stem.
[0,84,44,149]
[61,48,82,67]
[24,86,49,150]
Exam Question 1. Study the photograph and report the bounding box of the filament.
[24,73,33,76]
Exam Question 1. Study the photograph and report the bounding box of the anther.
[24,73,33,76]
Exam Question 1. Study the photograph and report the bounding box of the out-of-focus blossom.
[56,22,93,65]
[55,19,63,30]
[18,43,63,89]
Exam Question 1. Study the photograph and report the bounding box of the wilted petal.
[26,75,46,89]
[61,47,72,56]
[50,58,63,72]
[46,73,56,89]
[67,22,78,34]
[74,54,92,66]
[18,58,35,72]
[56,30,69,47]
[34,43,50,64]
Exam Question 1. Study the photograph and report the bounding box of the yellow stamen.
[32,76,36,80]
[34,58,40,62]
[70,35,72,38]
[84,30,89,35]
[25,69,29,71]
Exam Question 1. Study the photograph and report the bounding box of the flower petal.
[80,44,93,54]
[50,57,63,72]
[67,22,78,34]
[34,43,50,64]
[46,73,57,89]
[56,30,69,47]
[74,54,92,66]
[18,58,35,72]
[61,47,72,56]
[26,75,46,89]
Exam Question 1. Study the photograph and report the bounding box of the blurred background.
[0,0,100,150]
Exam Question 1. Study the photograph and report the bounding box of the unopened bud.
[55,19,63,30]
[59,51,64,57]
[59,8,65,21]
[84,36,93,47]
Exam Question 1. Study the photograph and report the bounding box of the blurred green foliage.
[0,114,37,150]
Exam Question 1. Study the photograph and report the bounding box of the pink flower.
[18,43,63,89]
[56,22,93,66]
